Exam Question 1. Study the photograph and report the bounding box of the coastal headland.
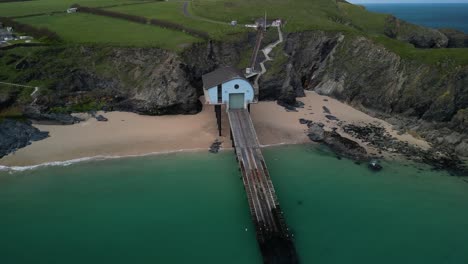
[1,91,432,169]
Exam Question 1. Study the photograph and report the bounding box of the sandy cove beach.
[0,91,430,167]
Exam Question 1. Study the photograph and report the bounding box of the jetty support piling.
[215,105,222,136]
[228,109,299,264]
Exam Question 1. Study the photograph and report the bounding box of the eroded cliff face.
[9,47,201,116]
[263,31,468,156]
[2,31,467,156]
[2,38,252,117]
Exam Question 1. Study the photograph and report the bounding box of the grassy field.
[0,0,154,17]
[372,35,468,66]
[189,0,468,65]
[191,0,350,32]
[17,13,200,50]
[337,2,387,34]
[106,1,246,39]
[1,0,468,65]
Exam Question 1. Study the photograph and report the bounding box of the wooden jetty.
[228,109,299,264]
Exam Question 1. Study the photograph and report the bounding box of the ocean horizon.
[362,3,468,33]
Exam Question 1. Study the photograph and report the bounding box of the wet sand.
[0,91,430,167]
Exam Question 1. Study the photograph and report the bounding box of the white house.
[67,8,77,13]
[271,19,282,27]
[202,66,256,110]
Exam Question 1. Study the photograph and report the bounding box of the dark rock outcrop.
[302,119,368,161]
[368,160,383,171]
[209,139,222,153]
[7,47,203,116]
[275,30,468,158]
[322,130,369,162]
[439,28,468,48]
[455,140,468,157]
[23,106,82,125]
[384,16,448,48]
[0,119,49,158]
[95,115,108,122]
[307,123,325,142]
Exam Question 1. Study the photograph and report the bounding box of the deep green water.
[1,145,468,264]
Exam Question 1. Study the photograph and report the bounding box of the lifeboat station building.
[202,66,257,135]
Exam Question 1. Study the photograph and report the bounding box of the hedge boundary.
[72,4,210,40]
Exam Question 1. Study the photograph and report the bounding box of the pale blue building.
[202,66,257,136]
[202,66,257,110]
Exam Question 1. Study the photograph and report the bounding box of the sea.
[1,4,468,263]
[362,3,468,33]
[1,144,468,263]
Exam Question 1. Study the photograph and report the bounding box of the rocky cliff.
[265,31,468,158]
[1,31,468,160]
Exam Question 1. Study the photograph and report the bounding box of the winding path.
[0,81,40,102]
[253,26,284,89]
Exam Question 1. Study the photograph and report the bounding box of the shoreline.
[0,91,433,170]
[0,142,312,172]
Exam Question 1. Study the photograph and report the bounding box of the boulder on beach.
[95,115,108,122]
[209,139,222,153]
[307,124,325,142]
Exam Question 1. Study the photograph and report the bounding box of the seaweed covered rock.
[0,119,49,158]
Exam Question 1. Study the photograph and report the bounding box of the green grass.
[2,0,468,65]
[372,35,468,66]
[191,0,468,65]
[0,47,40,83]
[0,83,34,119]
[0,84,34,103]
[106,1,245,39]
[16,13,200,50]
[0,0,152,17]
[50,99,105,113]
[191,0,350,33]
[337,2,387,34]
[264,43,288,78]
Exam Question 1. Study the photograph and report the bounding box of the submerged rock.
[368,159,383,171]
[322,131,369,162]
[307,124,325,142]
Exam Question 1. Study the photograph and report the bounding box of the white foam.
[0,148,210,173]
[0,143,302,173]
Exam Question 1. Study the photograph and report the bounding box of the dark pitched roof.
[202,66,245,89]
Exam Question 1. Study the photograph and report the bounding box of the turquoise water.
[1,145,468,263]
[363,3,468,33]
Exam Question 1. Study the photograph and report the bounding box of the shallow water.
[1,144,468,263]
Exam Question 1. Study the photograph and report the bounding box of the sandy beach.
[0,91,430,167]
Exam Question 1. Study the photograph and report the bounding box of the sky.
[348,0,468,3]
